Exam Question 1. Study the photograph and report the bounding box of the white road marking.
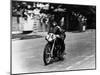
[83,55,94,61]
[25,56,35,59]
[66,55,95,70]
[75,61,81,65]
[66,66,73,70]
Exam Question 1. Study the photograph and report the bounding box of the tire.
[43,43,53,65]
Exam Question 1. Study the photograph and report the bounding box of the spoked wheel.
[43,44,53,65]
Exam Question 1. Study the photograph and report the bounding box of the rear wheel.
[43,43,53,65]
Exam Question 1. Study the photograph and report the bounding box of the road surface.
[12,30,96,74]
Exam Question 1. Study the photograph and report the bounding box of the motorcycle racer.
[48,21,66,60]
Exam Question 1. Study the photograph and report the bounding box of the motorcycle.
[43,33,64,65]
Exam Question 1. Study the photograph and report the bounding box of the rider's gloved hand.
[56,35,60,38]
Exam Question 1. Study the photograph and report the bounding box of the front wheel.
[43,43,53,65]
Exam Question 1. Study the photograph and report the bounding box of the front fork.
[50,40,56,58]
